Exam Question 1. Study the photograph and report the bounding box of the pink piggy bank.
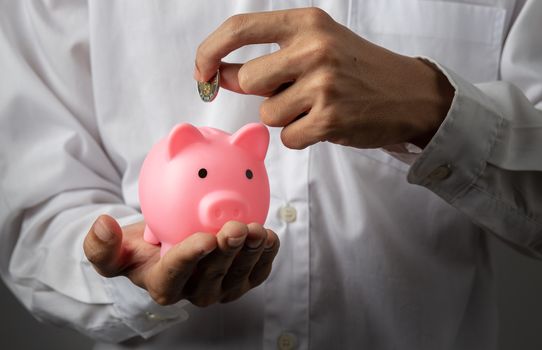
[138,123,270,256]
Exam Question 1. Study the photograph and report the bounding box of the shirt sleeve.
[0,0,188,342]
[406,0,542,257]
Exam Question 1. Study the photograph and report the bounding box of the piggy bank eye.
[198,168,208,179]
[245,169,253,179]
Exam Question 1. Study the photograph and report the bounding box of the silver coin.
[197,70,220,102]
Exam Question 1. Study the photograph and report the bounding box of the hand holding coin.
[194,8,454,150]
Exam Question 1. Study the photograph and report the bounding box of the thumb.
[84,214,124,277]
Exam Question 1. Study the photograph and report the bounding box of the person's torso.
[90,1,520,349]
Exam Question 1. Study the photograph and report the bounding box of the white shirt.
[0,0,541,349]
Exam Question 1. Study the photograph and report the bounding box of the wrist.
[408,58,455,149]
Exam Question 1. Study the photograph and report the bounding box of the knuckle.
[307,38,338,67]
[312,37,331,56]
[237,65,253,93]
[313,71,337,98]
[225,14,249,37]
[259,100,277,125]
[304,7,332,28]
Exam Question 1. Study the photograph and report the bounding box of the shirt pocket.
[349,0,507,83]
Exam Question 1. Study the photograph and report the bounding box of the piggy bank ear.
[230,123,269,160]
[168,123,206,159]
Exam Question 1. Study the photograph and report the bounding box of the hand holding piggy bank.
[139,123,270,256]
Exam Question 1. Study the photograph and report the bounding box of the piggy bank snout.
[199,191,248,230]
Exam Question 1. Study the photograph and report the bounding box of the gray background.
[0,235,541,350]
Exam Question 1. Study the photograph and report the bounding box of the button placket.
[263,127,310,349]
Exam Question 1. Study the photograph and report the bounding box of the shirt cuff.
[102,213,189,340]
[405,59,504,203]
[402,60,542,256]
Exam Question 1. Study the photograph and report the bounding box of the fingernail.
[94,220,113,242]
[246,238,263,249]
[227,236,245,248]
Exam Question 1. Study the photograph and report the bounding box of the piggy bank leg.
[143,225,160,245]
[160,243,173,257]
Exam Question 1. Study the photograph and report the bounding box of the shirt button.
[428,164,452,181]
[279,205,297,223]
[146,312,159,321]
[277,332,298,350]
[145,311,170,321]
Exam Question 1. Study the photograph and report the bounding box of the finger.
[219,62,244,94]
[281,106,328,149]
[220,223,268,302]
[83,215,124,278]
[236,48,301,96]
[183,221,248,307]
[259,77,313,127]
[144,232,217,305]
[249,229,280,287]
[195,10,299,81]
